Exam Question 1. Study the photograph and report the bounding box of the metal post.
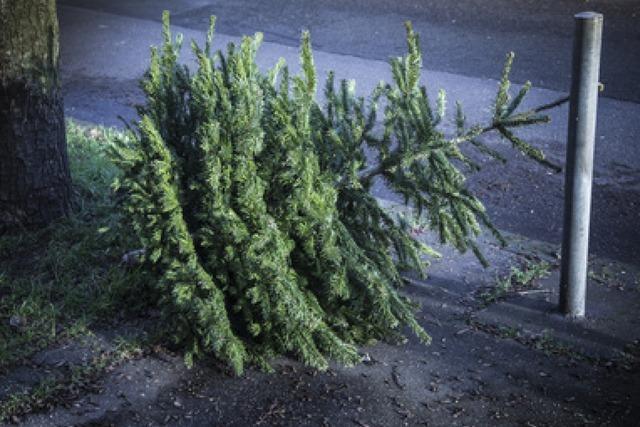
[560,12,603,318]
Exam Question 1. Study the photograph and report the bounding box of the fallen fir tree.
[111,12,563,374]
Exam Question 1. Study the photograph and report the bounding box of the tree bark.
[0,0,71,231]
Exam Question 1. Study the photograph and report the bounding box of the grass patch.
[478,260,551,306]
[467,320,595,363]
[0,336,144,423]
[0,121,154,369]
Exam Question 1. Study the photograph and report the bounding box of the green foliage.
[479,260,551,306]
[112,13,561,374]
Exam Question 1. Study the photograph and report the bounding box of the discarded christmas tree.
[111,13,562,374]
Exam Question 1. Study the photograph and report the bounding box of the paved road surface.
[60,0,640,102]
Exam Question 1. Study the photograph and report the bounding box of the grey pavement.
[59,0,640,102]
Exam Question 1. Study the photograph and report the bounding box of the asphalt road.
[60,0,640,102]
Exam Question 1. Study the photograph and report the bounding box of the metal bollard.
[560,12,603,318]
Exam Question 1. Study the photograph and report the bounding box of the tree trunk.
[0,0,71,231]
